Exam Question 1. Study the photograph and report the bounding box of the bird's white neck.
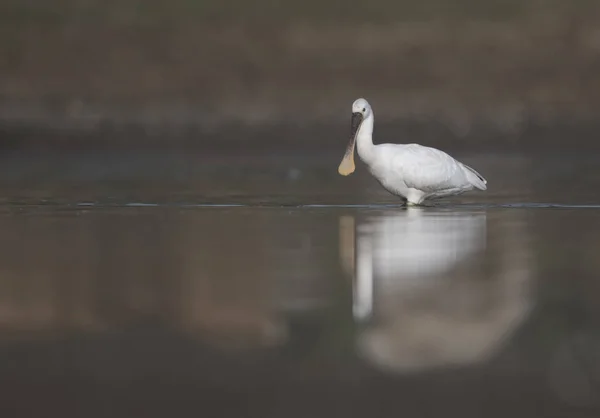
[356,113,375,164]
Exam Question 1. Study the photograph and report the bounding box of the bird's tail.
[461,163,487,190]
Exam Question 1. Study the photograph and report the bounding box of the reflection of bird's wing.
[385,144,468,191]
[368,212,486,280]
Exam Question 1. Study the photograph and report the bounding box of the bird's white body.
[361,142,487,205]
[338,99,487,205]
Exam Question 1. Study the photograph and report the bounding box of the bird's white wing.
[389,144,465,192]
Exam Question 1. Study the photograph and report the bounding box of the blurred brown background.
[1,0,600,148]
[2,4,600,416]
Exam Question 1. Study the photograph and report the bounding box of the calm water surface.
[0,149,599,417]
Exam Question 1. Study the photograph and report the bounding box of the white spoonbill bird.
[338,98,487,205]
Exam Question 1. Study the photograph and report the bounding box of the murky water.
[1,149,600,417]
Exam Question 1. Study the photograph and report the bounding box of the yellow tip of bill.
[338,155,355,176]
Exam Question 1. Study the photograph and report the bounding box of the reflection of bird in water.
[343,209,532,373]
[337,98,487,205]
[352,209,487,321]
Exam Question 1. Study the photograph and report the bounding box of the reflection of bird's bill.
[338,112,363,176]
[338,215,355,276]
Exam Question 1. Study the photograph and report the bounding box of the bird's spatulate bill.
[338,140,356,176]
[338,112,363,176]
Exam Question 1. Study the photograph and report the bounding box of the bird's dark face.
[350,111,363,144]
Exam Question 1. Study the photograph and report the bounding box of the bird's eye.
[362,107,366,112]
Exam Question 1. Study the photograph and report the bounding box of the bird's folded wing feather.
[391,145,462,192]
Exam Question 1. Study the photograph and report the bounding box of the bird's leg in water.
[405,200,436,207]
